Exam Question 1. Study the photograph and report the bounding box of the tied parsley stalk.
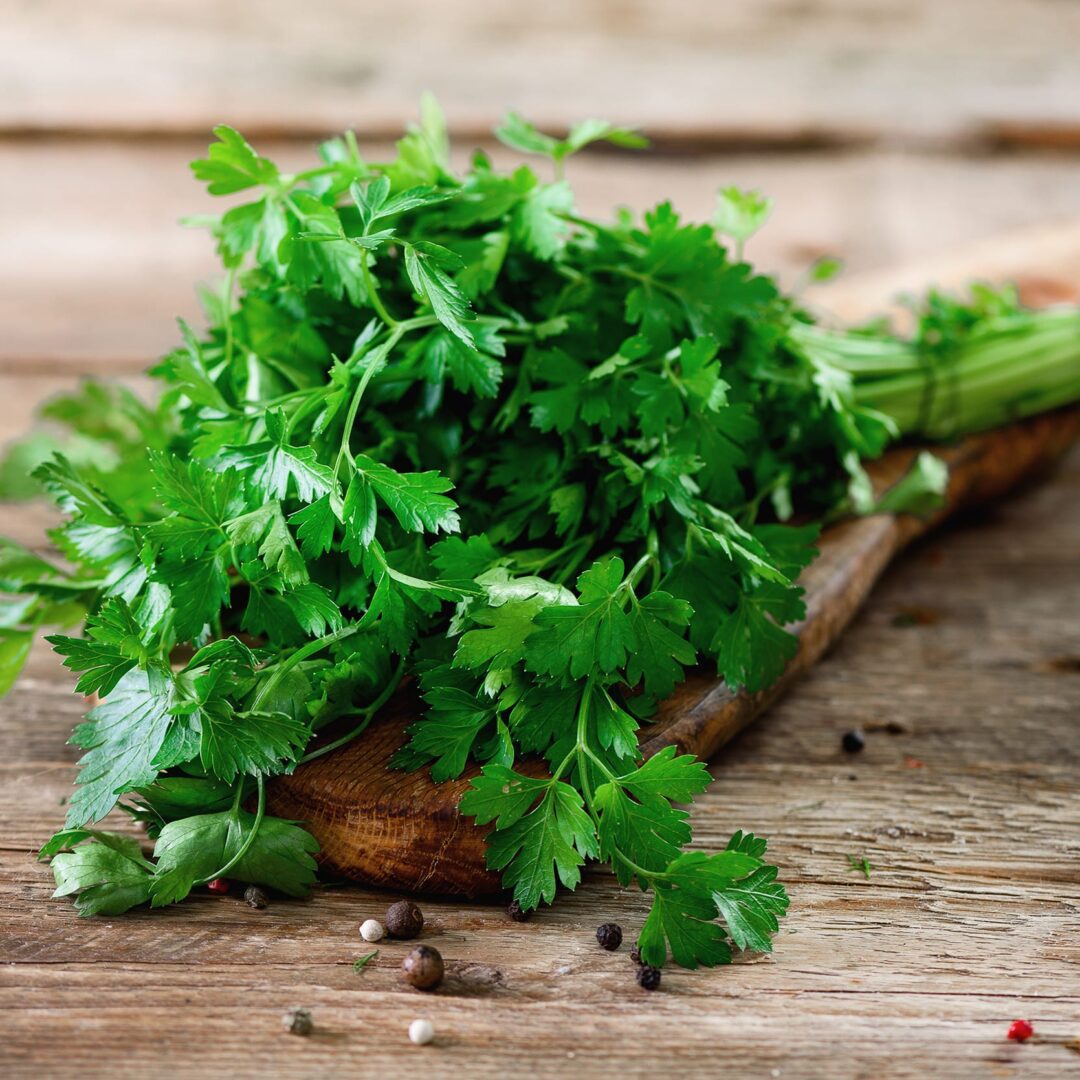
[2,100,1078,968]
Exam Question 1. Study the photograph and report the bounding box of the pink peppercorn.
[1007,1019,1034,1043]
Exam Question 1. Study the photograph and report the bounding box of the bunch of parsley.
[2,99,1076,968]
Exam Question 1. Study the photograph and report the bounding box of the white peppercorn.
[359,918,386,942]
[408,1018,435,1045]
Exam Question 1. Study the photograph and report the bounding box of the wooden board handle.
[266,406,1079,896]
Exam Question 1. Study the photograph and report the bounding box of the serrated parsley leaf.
[200,708,309,781]
[403,241,477,347]
[594,779,692,880]
[47,596,150,696]
[453,596,545,671]
[625,591,696,697]
[150,808,319,906]
[616,745,712,803]
[288,495,338,560]
[464,770,597,909]
[65,666,177,827]
[149,451,242,554]
[640,880,731,969]
[710,585,801,692]
[180,667,309,781]
[191,125,279,195]
[353,453,459,535]
[712,863,789,953]
[514,180,575,261]
[400,669,495,781]
[459,764,550,830]
[50,831,154,916]
[525,556,632,681]
[220,410,337,502]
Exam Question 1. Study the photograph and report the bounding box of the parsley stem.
[250,626,358,713]
[221,266,237,371]
[362,257,399,328]
[298,655,408,765]
[522,532,596,575]
[567,682,662,888]
[549,677,596,784]
[284,387,331,440]
[625,551,656,591]
[196,775,266,886]
[334,327,404,473]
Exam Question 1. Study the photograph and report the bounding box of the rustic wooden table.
[2,3,1079,1076]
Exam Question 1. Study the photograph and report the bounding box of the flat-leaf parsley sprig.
[2,98,1078,967]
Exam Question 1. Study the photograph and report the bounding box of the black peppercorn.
[386,900,424,939]
[507,898,529,922]
[402,945,444,991]
[635,964,661,991]
[283,1006,313,1035]
[629,946,642,964]
[244,885,269,909]
[842,729,865,754]
[596,922,623,951]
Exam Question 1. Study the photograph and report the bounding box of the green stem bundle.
[792,308,1080,439]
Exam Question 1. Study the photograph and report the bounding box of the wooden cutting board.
[266,232,1080,897]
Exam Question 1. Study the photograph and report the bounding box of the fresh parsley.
[846,854,873,880]
[352,950,379,972]
[3,99,1077,970]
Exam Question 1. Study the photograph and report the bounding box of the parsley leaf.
[47,597,150,696]
[191,126,279,195]
[64,667,178,827]
[15,100,1063,967]
[353,454,460,535]
[150,807,319,906]
[50,831,154,916]
[403,241,477,347]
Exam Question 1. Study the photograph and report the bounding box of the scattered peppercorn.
[596,922,623,951]
[1007,1019,1034,1043]
[409,1018,435,1045]
[629,946,642,964]
[402,945,444,991]
[360,918,386,943]
[841,729,865,754]
[507,898,529,922]
[386,900,424,939]
[635,964,662,991]
[283,1007,313,1036]
[207,877,230,894]
[244,885,268,909]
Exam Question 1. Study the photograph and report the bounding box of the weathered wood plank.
[3,452,1078,1075]
[5,0,1080,147]
[2,991,1076,1079]
[5,141,1080,372]
[2,159,1079,1075]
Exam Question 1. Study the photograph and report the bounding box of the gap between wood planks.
[5,0,1080,151]
[6,122,1080,156]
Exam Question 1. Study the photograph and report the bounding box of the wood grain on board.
[5,0,1080,146]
